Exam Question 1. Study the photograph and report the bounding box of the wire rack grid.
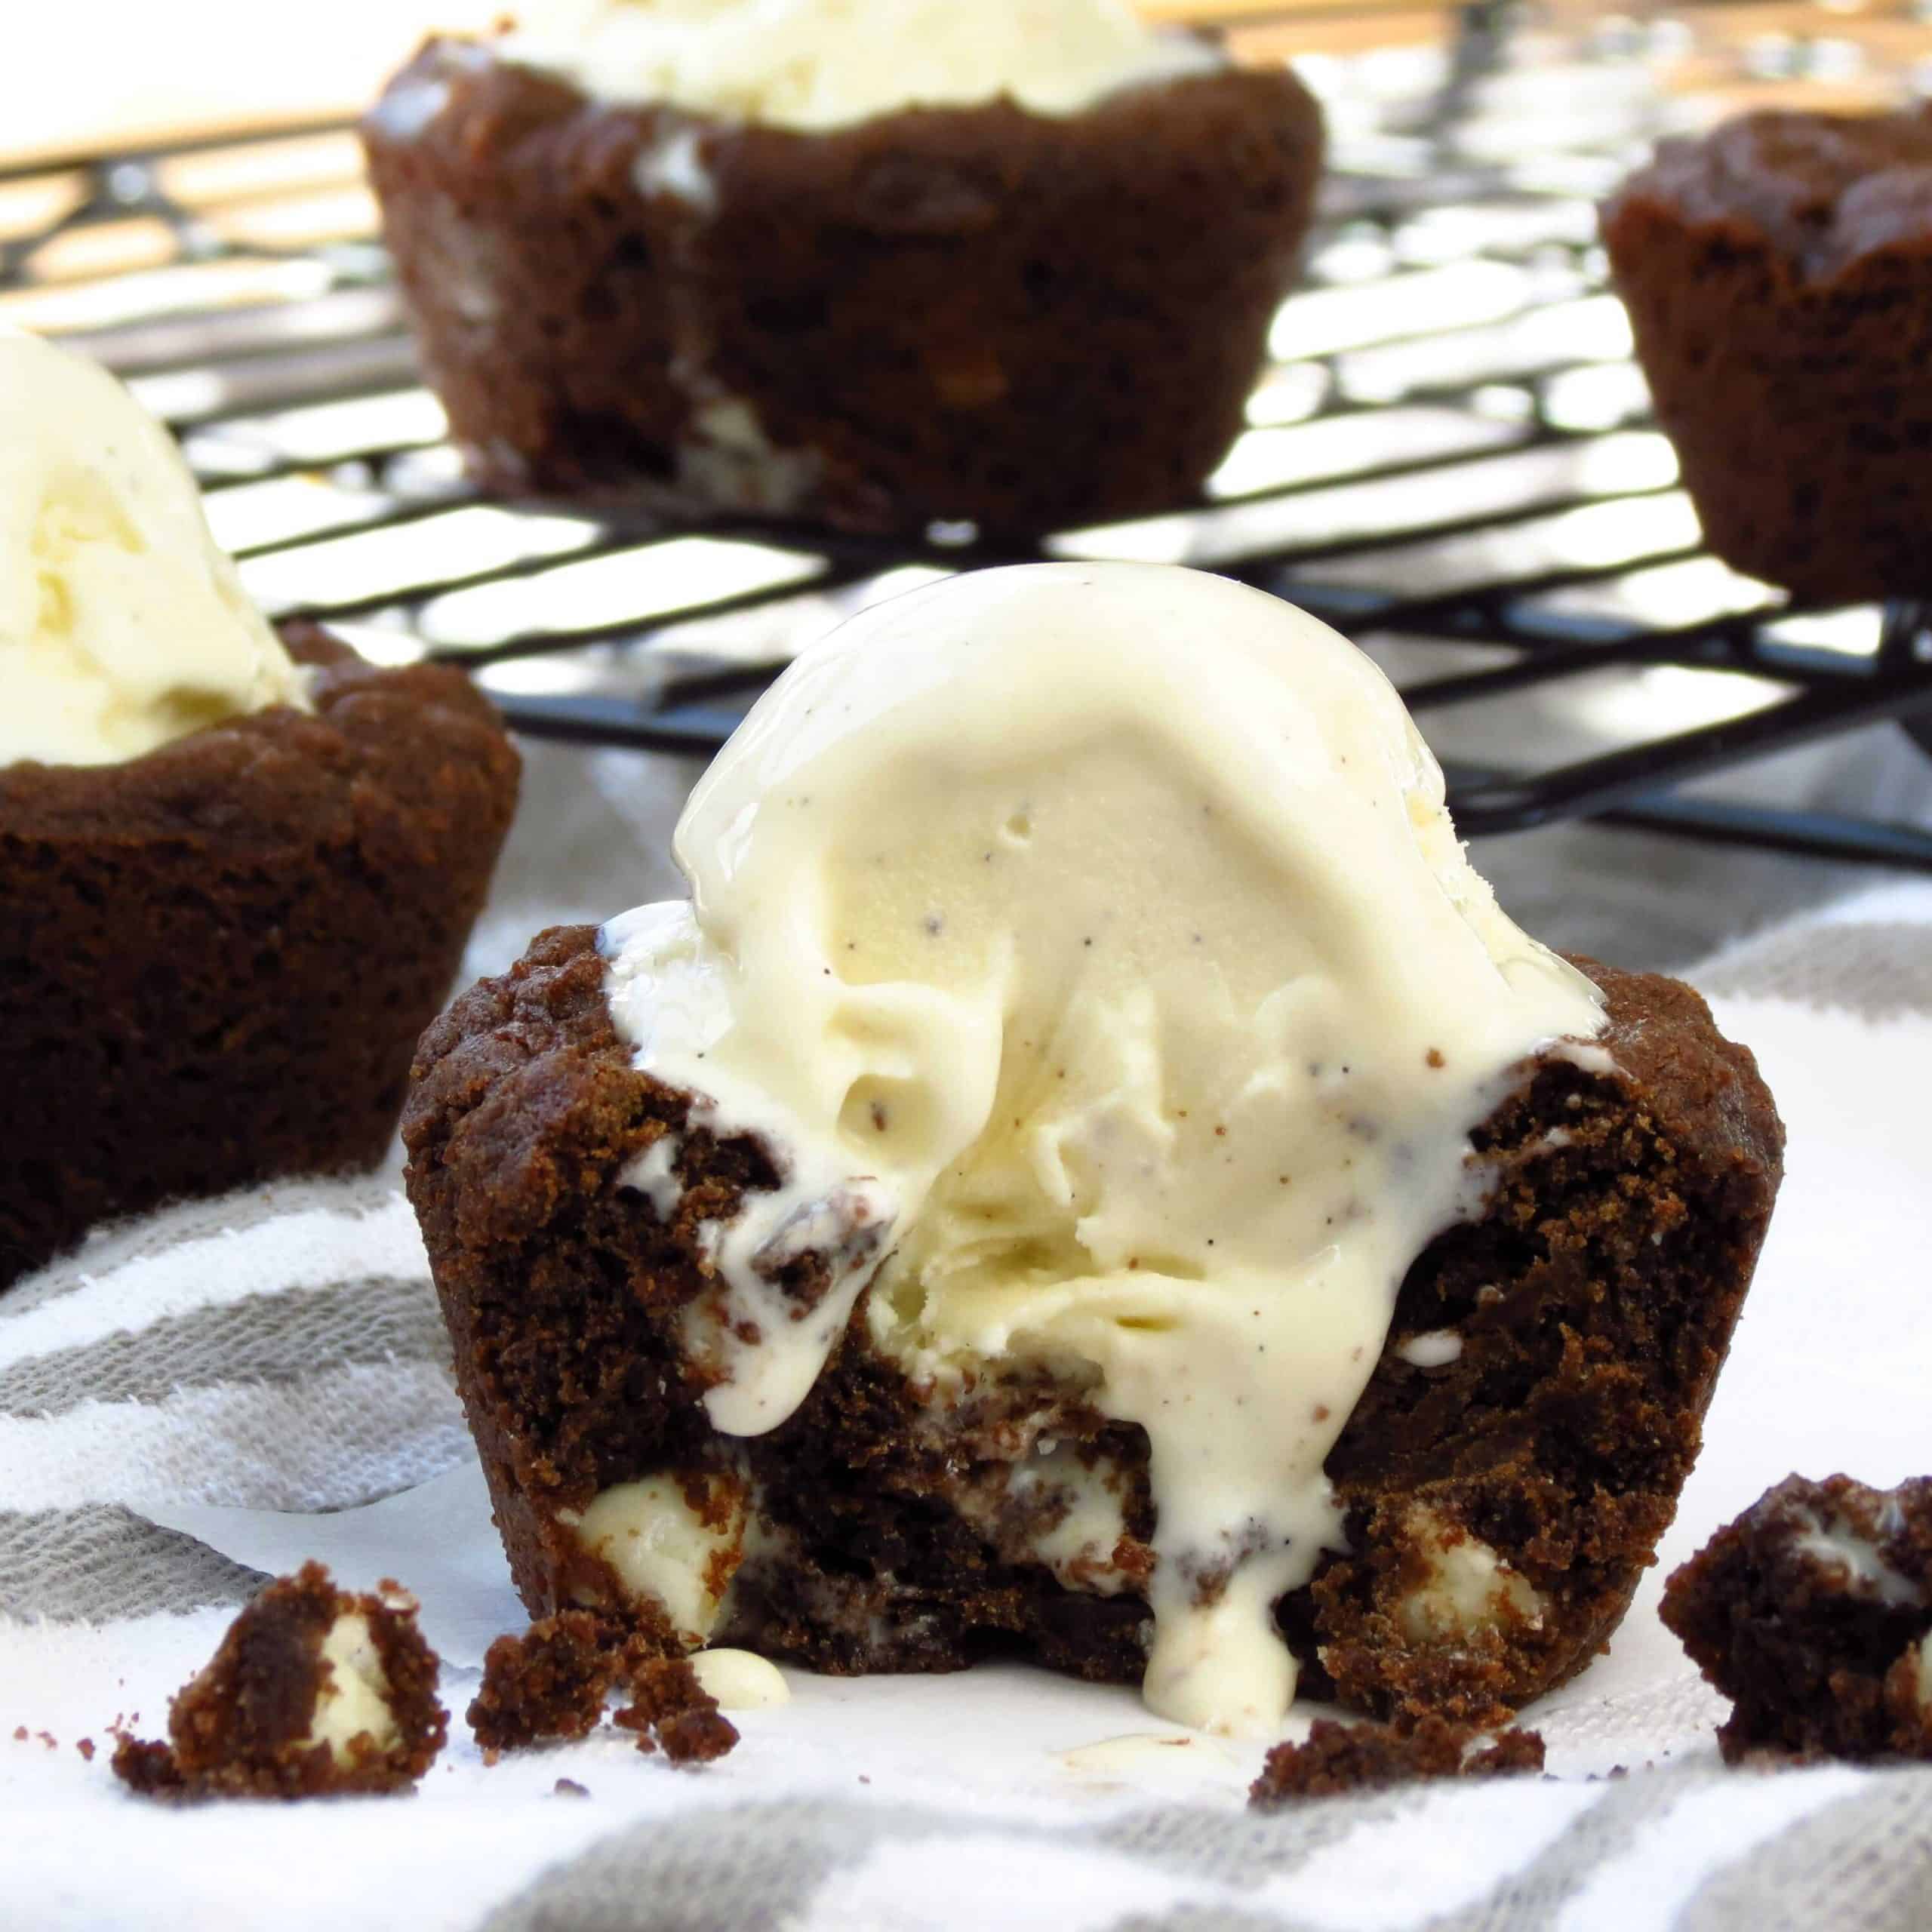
[4,33,1931,873]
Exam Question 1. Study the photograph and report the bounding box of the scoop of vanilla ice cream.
[500,0,1223,128]
[0,329,309,770]
[601,562,1605,1734]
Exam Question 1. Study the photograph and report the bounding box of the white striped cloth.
[3,740,1930,1930]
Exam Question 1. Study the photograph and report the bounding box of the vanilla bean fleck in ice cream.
[0,328,309,771]
[499,0,1223,129]
[598,562,1607,1734]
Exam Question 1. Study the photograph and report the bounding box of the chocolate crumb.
[552,1777,590,1798]
[469,1611,642,1752]
[614,1660,739,1767]
[1250,1715,1545,1806]
[468,1614,735,1766]
[111,1736,189,1798]
[1661,1472,1932,1764]
[110,1562,446,1801]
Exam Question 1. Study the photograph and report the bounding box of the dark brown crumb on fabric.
[552,1777,590,1798]
[75,1738,95,1761]
[110,1736,187,1796]
[612,1660,739,1766]
[469,1611,636,1752]
[1661,1473,1932,1764]
[468,1614,730,1764]
[1249,1715,1546,1806]
[110,1562,448,1801]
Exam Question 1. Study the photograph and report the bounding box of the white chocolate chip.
[302,1614,399,1767]
[690,1648,790,1710]
[571,1473,747,1644]
[1398,1510,1545,1643]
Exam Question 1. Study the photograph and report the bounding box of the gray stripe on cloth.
[1417,1765,1722,1932]
[1090,1795,1421,1932]
[0,1505,262,1622]
[478,1786,1543,1932]
[481,1798,918,1932]
[1115,1913,1286,1932]
[0,1195,263,1323]
[0,1275,445,1420]
[1095,1764,1678,1932]
[1680,1765,1932,1932]
[0,1171,411,1318]
[1091,1792,1380,1878]
[476,1765,1932,1932]
[1697,921,1932,1020]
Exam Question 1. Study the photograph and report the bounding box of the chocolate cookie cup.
[1602,106,1932,604]
[404,932,1780,1727]
[1,626,519,1290]
[361,38,1325,538]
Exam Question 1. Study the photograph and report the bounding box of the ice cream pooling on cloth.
[0,328,309,769]
[500,0,1222,131]
[599,563,1606,1733]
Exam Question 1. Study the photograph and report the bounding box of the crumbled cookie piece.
[110,1562,447,1800]
[1250,1714,1545,1806]
[468,1613,731,1762]
[469,1611,635,1753]
[108,1736,186,1796]
[1662,1473,1932,1764]
[613,1660,739,1767]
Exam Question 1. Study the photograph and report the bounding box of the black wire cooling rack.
[5,42,1932,872]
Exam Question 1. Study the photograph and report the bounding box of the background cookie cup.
[361,38,1325,537]
[1,626,519,1289]
[1601,107,1932,605]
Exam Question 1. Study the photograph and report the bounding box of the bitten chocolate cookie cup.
[361,39,1324,539]
[403,925,1782,1729]
[0,626,520,1290]
[1602,107,1932,605]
